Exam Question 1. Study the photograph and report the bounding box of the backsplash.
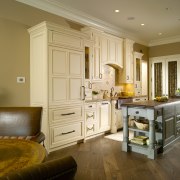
[92,65,123,97]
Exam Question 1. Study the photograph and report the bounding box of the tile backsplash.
[92,65,123,97]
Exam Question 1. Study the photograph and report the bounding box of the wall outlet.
[17,77,25,83]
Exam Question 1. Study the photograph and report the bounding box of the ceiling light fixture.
[158,33,162,35]
[127,17,135,20]
[115,9,119,13]
[141,23,145,26]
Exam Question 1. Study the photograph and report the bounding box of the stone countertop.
[85,95,148,103]
[121,98,180,108]
[85,99,111,103]
[85,96,133,103]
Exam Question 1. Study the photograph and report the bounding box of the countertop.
[85,95,148,103]
[121,98,180,108]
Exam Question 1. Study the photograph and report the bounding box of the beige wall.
[149,42,180,57]
[0,18,30,106]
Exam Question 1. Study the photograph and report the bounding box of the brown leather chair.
[0,107,45,144]
[0,156,77,180]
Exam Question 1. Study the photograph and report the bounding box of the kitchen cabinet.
[111,100,123,133]
[101,35,108,64]
[141,60,148,96]
[118,38,134,83]
[149,54,180,99]
[163,105,176,147]
[84,40,93,100]
[133,52,143,96]
[97,101,111,132]
[49,46,84,105]
[101,33,123,68]
[28,21,86,152]
[133,96,148,102]
[81,27,103,81]
[85,102,97,137]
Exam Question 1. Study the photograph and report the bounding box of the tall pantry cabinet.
[28,22,86,152]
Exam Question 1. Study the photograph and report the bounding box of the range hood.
[106,63,123,70]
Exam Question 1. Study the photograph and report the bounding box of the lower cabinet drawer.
[86,123,96,136]
[50,122,84,148]
[49,105,83,124]
[128,107,147,117]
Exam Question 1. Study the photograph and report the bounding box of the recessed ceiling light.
[115,9,119,13]
[141,23,145,26]
[127,17,135,20]
[158,33,162,35]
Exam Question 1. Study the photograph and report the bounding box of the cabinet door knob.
[99,73,102,79]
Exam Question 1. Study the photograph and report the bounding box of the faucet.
[110,87,114,97]
[114,92,118,97]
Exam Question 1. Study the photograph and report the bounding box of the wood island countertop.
[121,98,180,108]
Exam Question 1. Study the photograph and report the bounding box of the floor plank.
[46,135,180,180]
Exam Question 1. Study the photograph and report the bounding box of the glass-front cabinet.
[84,40,93,100]
[133,52,143,96]
[149,55,180,99]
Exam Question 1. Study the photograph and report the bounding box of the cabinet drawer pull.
[102,102,108,105]
[81,86,85,100]
[61,112,75,116]
[88,105,92,108]
[89,82,92,89]
[87,125,94,131]
[57,130,75,136]
[135,111,139,114]
[87,113,94,119]
[99,73,102,79]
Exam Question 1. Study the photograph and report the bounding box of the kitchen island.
[121,99,180,159]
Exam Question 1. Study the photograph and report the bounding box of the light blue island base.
[121,106,158,160]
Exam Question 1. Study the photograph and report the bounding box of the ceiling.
[10,0,180,46]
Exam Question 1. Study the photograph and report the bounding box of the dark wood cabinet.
[163,104,180,149]
[163,116,176,146]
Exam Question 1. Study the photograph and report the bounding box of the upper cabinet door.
[101,36,108,64]
[92,46,102,81]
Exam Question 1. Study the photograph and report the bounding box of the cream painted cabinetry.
[133,52,143,96]
[101,33,123,68]
[85,101,111,139]
[85,103,97,137]
[28,21,86,152]
[49,46,84,105]
[82,27,103,81]
[119,39,134,83]
[84,40,93,100]
[97,101,111,132]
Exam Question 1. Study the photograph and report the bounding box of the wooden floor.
[47,134,180,180]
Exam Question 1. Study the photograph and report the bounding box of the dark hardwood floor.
[46,134,180,180]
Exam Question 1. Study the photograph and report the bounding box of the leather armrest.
[31,132,45,144]
[0,156,77,180]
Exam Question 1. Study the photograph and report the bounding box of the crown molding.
[148,35,180,47]
[16,0,148,46]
